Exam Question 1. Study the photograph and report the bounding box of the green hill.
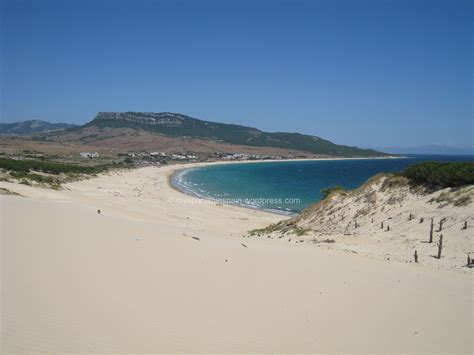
[86,112,386,157]
[0,120,77,135]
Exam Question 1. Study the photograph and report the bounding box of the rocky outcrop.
[94,112,186,127]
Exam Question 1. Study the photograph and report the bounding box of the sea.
[171,155,474,215]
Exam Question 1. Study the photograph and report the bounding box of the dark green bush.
[9,171,28,179]
[401,161,474,188]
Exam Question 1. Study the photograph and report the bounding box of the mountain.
[372,145,474,156]
[86,112,386,157]
[0,120,77,135]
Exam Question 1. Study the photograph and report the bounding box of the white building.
[80,152,100,158]
[171,154,187,160]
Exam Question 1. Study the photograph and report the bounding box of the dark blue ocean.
[172,155,474,214]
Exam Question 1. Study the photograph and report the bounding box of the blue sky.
[1,0,472,148]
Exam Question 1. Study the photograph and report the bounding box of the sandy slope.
[259,174,474,273]
[1,164,472,353]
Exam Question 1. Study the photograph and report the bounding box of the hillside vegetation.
[401,161,474,188]
[0,157,114,188]
[0,120,77,135]
[87,112,386,157]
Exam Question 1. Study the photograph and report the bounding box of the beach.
[1,162,472,353]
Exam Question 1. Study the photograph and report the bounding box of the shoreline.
[169,167,298,216]
[167,155,405,216]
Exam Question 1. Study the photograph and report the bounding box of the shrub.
[49,183,62,190]
[401,161,474,188]
[294,227,311,236]
[430,187,473,207]
[320,185,346,200]
[9,171,28,179]
[0,157,108,175]
[381,175,408,190]
[19,179,31,186]
[26,173,57,184]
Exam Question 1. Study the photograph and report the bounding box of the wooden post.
[355,219,358,228]
[468,254,474,268]
[437,234,443,259]
[386,225,390,231]
[437,218,445,232]
[381,221,384,229]
[409,213,414,221]
[414,250,418,263]
[468,254,474,267]
[429,218,434,243]
[419,217,424,223]
[462,221,467,230]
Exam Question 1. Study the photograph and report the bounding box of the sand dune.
[256,173,474,272]
[1,164,472,353]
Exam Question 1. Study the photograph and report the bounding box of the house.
[80,152,100,158]
[171,154,187,160]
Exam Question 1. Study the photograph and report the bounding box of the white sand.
[1,163,472,353]
[268,174,474,273]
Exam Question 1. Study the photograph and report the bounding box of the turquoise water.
[172,155,474,214]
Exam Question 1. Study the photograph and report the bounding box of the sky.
[1,0,472,148]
